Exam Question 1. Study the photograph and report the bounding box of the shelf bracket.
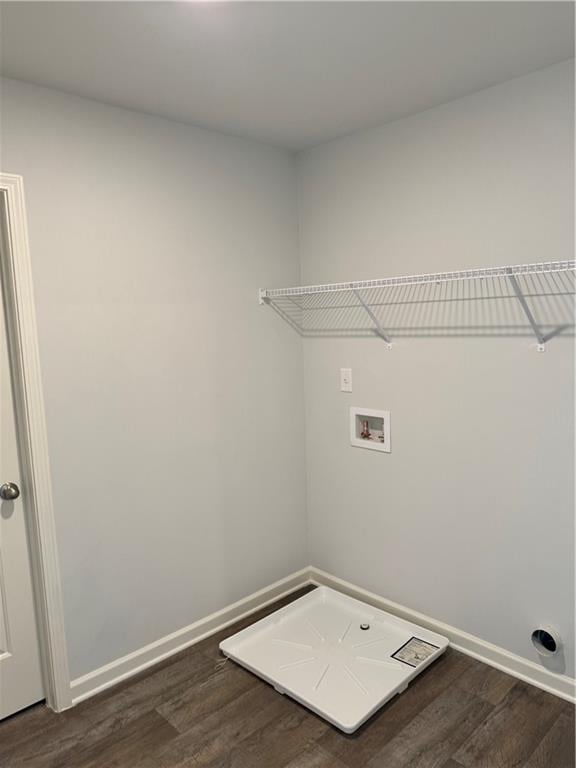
[353,290,392,348]
[506,271,546,351]
[259,289,270,306]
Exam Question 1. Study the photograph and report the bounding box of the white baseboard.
[309,567,576,704]
[70,567,313,704]
[71,565,575,706]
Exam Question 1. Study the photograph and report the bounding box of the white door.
[0,261,44,718]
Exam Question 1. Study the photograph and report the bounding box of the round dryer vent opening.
[531,626,561,657]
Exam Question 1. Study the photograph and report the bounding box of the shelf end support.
[506,271,546,350]
[353,290,392,347]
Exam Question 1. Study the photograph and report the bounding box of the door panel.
[0,211,44,719]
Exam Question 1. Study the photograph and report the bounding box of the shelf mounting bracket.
[506,270,546,351]
[353,290,392,348]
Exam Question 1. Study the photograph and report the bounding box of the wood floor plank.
[207,699,329,768]
[522,712,576,768]
[453,681,566,768]
[455,661,517,706]
[364,686,493,768]
[3,649,216,768]
[82,642,216,722]
[54,710,178,768]
[282,744,350,768]
[318,649,474,767]
[0,703,58,749]
[2,707,98,768]
[157,659,255,732]
[137,680,290,768]
[0,704,81,766]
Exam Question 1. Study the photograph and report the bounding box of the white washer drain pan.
[220,586,449,734]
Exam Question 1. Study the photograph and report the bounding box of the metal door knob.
[0,482,20,501]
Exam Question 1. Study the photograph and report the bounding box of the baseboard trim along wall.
[70,567,311,704]
[70,565,575,705]
[309,567,576,704]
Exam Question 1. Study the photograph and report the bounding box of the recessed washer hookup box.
[220,586,449,733]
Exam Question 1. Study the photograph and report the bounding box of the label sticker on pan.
[391,637,439,667]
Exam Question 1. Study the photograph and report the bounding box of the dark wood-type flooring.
[1,587,574,767]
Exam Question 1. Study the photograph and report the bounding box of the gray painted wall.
[296,62,575,676]
[0,78,307,679]
[1,61,573,684]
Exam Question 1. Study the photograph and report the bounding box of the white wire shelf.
[259,260,576,350]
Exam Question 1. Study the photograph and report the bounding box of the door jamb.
[0,173,72,711]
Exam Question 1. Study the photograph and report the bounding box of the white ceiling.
[0,2,573,150]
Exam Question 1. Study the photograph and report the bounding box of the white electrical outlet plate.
[350,407,391,452]
[340,368,352,392]
[220,587,448,733]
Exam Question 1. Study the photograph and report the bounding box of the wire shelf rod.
[260,260,575,300]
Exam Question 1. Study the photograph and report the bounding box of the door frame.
[0,173,72,712]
